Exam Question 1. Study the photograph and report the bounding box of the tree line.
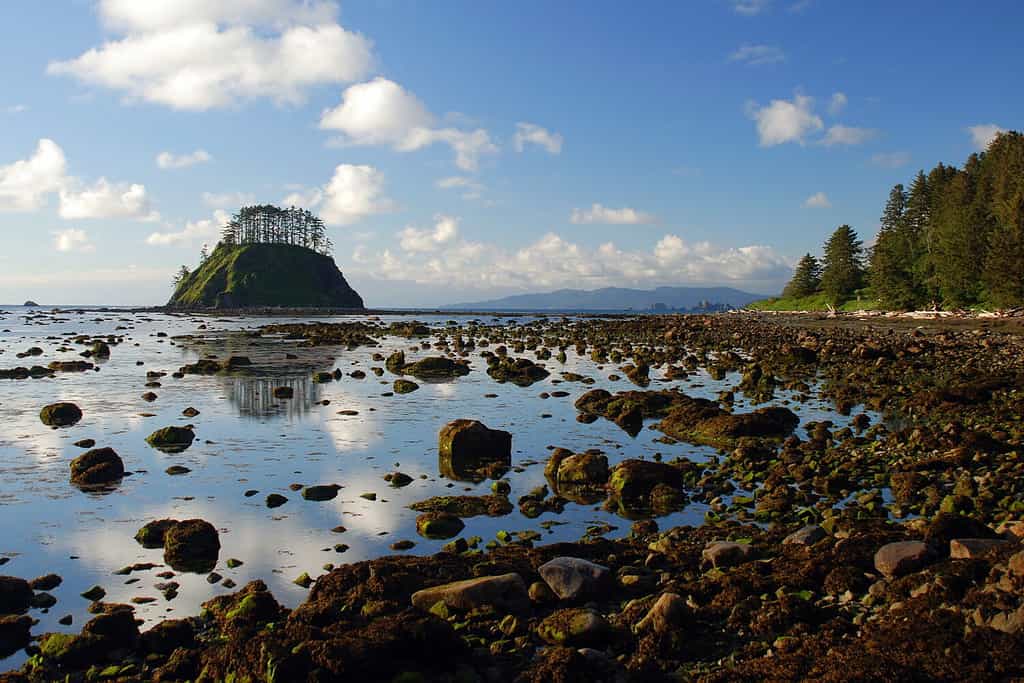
[172,204,333,290]
[783,130,1024,309]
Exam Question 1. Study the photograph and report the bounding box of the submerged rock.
[39,402,82,428]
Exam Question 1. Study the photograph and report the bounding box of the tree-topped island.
[167,205,364,310]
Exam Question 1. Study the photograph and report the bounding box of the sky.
[0,0,1019,307]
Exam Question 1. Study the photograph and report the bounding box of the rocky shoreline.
[3,312,1024,681]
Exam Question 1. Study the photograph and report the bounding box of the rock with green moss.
[394,379,420,394]
[164,519,220,573]
[438,419,512,482]
[69,447,124,488]
[385,351,406,374]
[39,402,82,427]
[145,426,195,453]
[486,356,550,386]
[135,519,178,549]
[410,494,512,518]
[416,512,466,539]
[312,371,335,384]
[402,357,470,380]
[536,608,608,646]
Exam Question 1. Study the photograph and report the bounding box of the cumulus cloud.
[828,92,847,115]
[399,215,459,253]
[570,203,656,225]
[53,228,94,253]
[157,149,212,169]
[748,94,823,146]
[320,77,497,171]
[871,152,910,168]
[0,139,67,211]
[514,123,563,154]
[281,164,393,226]
[59,178,158,221]
[967,123,1006,150]
[0,138,156,220]
[47,1,374,111]
[803,192,831,208]
[355,228,788,292]
[728,44,785,66]
[821,124,876,146]
[146,209,229,246]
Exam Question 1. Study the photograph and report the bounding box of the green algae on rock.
[39,402,83,428]
[145,425,195,453]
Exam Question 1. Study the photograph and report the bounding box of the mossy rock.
[416,512,466,540]
[438,419,512,482]
[39,402,82,427]
[302,484,340,502]
[402,357,470,380]
[145,426,195,453]
[312,371,334,384]
[409,494,513,518]
[394,379,420,394]
[134,519,178,549]
[69,447,124,488]
[164,519,220,574]
[535,608,609,647]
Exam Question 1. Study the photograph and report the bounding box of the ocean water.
[0,308,870,668]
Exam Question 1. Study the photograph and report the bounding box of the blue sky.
[0,0,1018,306]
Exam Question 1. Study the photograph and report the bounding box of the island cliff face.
[167,243,364,309]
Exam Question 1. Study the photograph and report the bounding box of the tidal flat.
[1,309,1023,681]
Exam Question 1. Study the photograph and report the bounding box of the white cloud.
[53,228,94,253]
[821,124,876,146]
[281,187,324,209]
[570,203,655,225]
[828,92,847,115]
[48,1,374,111]
[732,0,771,15]
[157,149,212,169]
[748,94,823,146]
[967,123,1006,150]
[871,152,910,169]
[320,77,497,171]
[514,122,563,154]
[803,191,831,208]
[729,44,785,66]
[146,209,229,246]
[284,164,392,226]
[0,139,67,211]
[202,191,255,208]
[399,215,459,252]
[355,229,788,291]
[59,178,158,221]
[0,138,155,220]
[436,176,484,200]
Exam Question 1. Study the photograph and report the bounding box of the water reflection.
[227,375,320,418]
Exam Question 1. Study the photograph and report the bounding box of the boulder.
[411,573,529,613]
[874,541,931,578]
[164,520,220,573]
[393,379,420,394]
[0,614,32,658]
[702,541,754,569]
[536,608,609,647]
[135,519,178,549]
[302,484,340,501]
[39,402,82,427]
[145,426,195,453]
[0,576,32,614]
[438,419,512,482]
[69,447,125,488]
[783,524,827,546]
[402,357,470,379]
[634,592,688,635]
[538,557,611,601]
[608,459,684,502]
[555,453,610,487]
[949,538,1007,559]
[415,512,465,540]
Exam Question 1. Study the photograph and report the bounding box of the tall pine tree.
[819,225,864,304]
[870,184,917,308]
[783,254,821,298]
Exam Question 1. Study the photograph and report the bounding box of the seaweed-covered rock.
[145,426,195,453]
[135,519,178,548]
[394,379,420,394]
[39,402,82,427]
[438,419,512,482]
[69,447,124,488]
[164,519,220,573]
[486,356,550,386]
[536,608,609,646]
[402,357,470,380]
[409,494,512,518]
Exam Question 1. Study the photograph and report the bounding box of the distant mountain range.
[444,286,763,312]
